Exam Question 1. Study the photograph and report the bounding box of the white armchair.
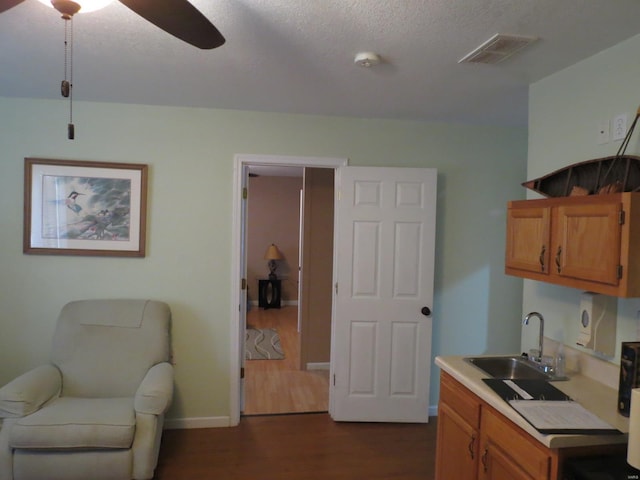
[0,299,174,480]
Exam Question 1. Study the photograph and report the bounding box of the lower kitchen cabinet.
[435,371,481,479]
[435,402,479,478]
[435,372,624,480]
[436,372,551,480]
[481,442,536,480]
[479,407,551,480]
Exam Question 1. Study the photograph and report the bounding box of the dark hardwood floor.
[154,413,437,479]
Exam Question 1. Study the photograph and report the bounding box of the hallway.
[243,306,330,415]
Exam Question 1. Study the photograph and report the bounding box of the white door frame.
[297,187,304,333]
[229,154,347,426]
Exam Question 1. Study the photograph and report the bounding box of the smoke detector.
[459,34,538,65]
[354,52,381,68]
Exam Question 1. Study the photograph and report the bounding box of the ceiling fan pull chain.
[60,17,74,138]
[61,19,69,97]
[68,15,74,139]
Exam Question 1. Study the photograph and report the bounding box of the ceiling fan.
[0,0,226,49]
[0,0,225,139]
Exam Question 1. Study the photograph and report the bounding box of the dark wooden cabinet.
[258,279,281,309]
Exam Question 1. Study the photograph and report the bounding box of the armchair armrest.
[0,365,61,417]
[134,362,174,415]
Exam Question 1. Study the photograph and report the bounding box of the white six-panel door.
[330,166,437,422]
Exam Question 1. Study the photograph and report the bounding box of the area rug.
[245,328,285,360]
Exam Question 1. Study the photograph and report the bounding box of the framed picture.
[24,158,148,257]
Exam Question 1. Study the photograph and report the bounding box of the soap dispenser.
[577,292,617,357]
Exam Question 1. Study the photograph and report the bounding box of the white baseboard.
[165,408,439,429]
[306,362,330,370]
[164,416,231,430]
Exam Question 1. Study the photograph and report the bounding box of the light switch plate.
[613,114,628,141]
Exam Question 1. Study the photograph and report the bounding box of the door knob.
[421,307,431,316]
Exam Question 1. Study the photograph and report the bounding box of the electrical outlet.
[613,113,628,141]
[597,119,609,144]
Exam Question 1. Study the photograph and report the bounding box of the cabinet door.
[480,442,536,480]
[435,402,479,480]
[480,408,550,480]
[436,373,481,480]
[506,206,550,274]
[555,202,621,285]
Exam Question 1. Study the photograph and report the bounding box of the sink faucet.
[523,312,544,363]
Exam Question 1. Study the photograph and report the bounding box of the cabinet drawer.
[482,406,550,479]
[440,372,481,429]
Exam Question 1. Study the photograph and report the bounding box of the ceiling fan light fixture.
[37,0,114,14]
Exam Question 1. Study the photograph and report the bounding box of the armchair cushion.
[10,397,135,449]
[134,362,174,415]
[51,299,171,398]
[0,365,61,418]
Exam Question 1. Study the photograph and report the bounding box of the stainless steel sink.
[464,355,566,381]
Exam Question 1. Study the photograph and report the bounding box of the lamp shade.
[264,244,283,261]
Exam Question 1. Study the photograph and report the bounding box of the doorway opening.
[244,166,333,415]
[230,155,347,425]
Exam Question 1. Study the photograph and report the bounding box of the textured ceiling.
[2,0,640,126]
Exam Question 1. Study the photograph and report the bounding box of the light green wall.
[526,33,640,362]
[0,97,526,420]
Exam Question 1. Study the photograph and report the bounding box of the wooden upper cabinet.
[505,193,640,297]
[555,202,621,285]
[506,205,550,274]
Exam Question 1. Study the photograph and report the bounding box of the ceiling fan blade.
[0,0,25,14]
[118,0,225,49]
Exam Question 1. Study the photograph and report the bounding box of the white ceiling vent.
[459,34,538,65]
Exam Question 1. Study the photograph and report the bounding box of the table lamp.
[264,243,283,280]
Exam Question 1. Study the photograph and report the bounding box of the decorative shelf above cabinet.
[505,192,640,297]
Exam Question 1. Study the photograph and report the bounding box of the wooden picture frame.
[24,158,148,257]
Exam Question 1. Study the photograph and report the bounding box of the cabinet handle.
[468,434,475,459]
[555,246,562,273]
[481,447,488,472]
[539,245,546,272]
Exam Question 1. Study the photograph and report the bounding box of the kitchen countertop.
[435,355,629,449]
